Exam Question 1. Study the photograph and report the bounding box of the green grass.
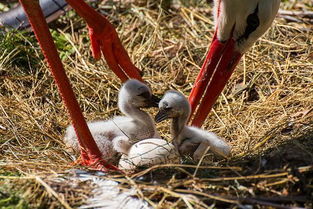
[51,30,75,61]
[0,30,41,73]
[0,171,29,209]
[0,191,29,209]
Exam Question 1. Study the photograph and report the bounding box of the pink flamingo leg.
[19,0,119,171]
[66,0,143,82]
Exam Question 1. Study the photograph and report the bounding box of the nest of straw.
[0,0,312,208]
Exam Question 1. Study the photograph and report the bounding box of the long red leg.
[188,36,226,116]
[191,40,242,127]
[65,0,143,82]
[19,0,118,171]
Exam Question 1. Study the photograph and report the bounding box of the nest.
[0,0,312,208]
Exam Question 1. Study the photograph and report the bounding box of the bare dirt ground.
[0,0,312,208]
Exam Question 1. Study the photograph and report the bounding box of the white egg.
[118,138,180,170]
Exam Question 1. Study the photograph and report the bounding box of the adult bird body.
[15,0,280,170]
[189,0,281,126]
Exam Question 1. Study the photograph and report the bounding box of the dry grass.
[0,0,312,208]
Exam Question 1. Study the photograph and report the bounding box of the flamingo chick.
[155,90,231,160]
[64,79,160,163]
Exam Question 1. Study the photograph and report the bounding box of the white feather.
[157,90,232,160]
[214,0,280,53]
[64,79,160,162]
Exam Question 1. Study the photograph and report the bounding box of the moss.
[0,173,29,209]
[0,30,41,73]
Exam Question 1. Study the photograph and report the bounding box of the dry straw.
[0,0,312,208]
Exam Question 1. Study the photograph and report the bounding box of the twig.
[278,10,313,18]
[201,165,313,182]
[201,172,289,182]
[159,187,201,206]
[264,178,289,187]
[0,175,35,179]
[35,176,72,209]
[279,15,303,23]
[131,163,242,178]
[278,10,313,23]
[175,189,238,204]
[193,145,211,177]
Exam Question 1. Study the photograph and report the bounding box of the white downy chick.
[64,79,160,163]
[155,90,231,160]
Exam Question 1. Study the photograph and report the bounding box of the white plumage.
[155,90,232,160]
[64,79,160,163]
[214,0,280,53]
[51,169,151,209]
[79,177,150,209]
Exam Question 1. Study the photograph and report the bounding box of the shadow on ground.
[132,121,313,208]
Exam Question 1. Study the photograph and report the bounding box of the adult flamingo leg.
[19,0,118,171]
[65,0,143,82]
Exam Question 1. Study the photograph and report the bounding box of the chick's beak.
[148,94,161,108]
[155,109,169,123]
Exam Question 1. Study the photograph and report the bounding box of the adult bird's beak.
[189,33,242,127]
[155,109,169,123]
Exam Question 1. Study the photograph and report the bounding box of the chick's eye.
[161,101,172,110]
[164,107,172,111]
